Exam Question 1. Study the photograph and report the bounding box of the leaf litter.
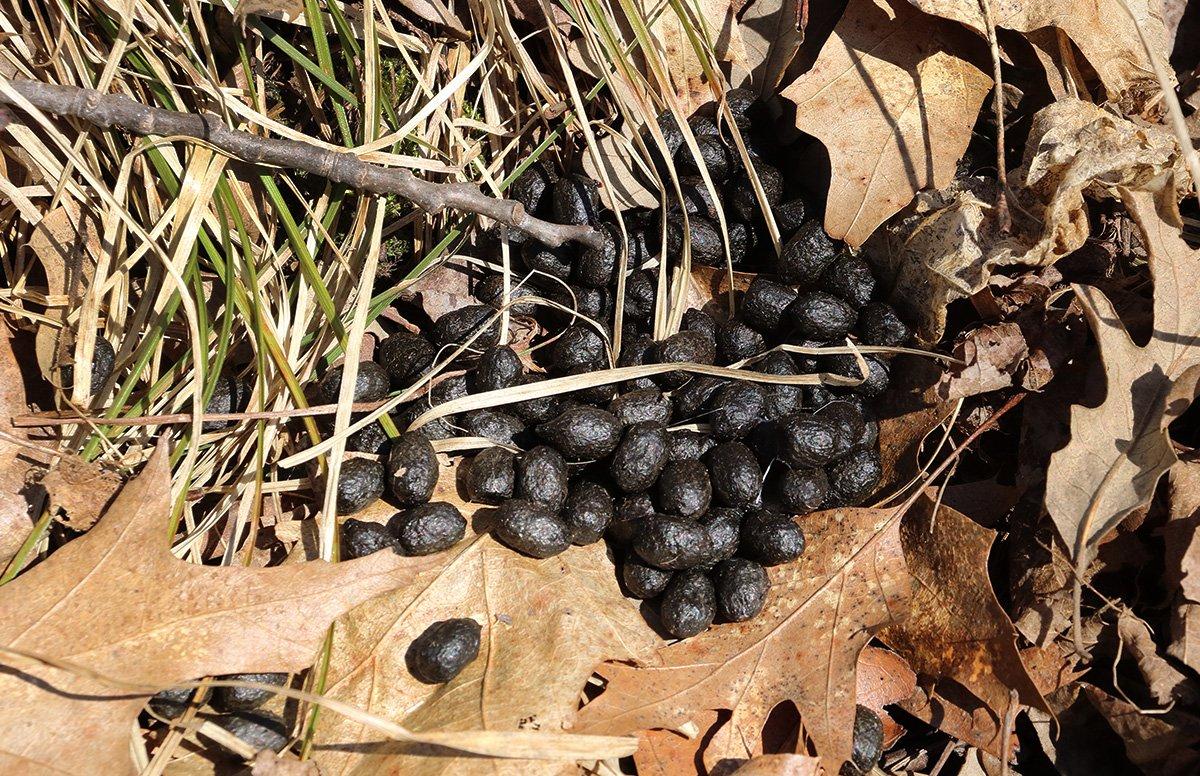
[4,0,1200,773]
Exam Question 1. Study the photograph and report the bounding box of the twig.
[999,687,1019,776]
[0,80,602,249]
[979,0,1011,234]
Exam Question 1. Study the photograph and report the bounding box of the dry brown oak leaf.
[0,441,439,774]
[1165,459,1200,674]
[644,0,749,115]
[633,710,720,776]
[907,0,1172,116]
[0,329,122,542]
[1086,685,1200,776]
[880,495,1048,756]
[856,646,917,747]
[730,754,822,775]
[574,507,911,770]
[0,331,40,567]
[1045,189,1200,620]
[780,0,991,248]
[311,492,661,775]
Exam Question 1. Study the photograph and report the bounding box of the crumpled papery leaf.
[312,479,661,775]
[574,507,911,770]
[868,99,1192,342]
[1115,610,1196,707]
[938,322,1030,400]
[856,646,917,747]
[40,454,123,531]
[1045,188,1200,608]
[906,0,1173,117]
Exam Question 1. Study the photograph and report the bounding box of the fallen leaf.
[938,323,1030,400]
[735,0,807,94]
[235,0,306,19]
[856,645,916,747]
[633,711,720,776]
[1115,610,1196,707]
[866,99,1190,342]
[647,0,748,115]
[39,454,123,531]
[881,495,1047,756]
[393,0,470,37]
[1019,643,1084,698]
[779,0,992,248]
[1166,459,1200,673]
[311,474,661,775]
[906,0,1173,117]
[582,130,660,212]
[1086,685,1200,776]
[1009,521,1082,648]
[687,265,756,314]
[856,645,917,714]
[27,204,96,300]
[875,408,948,492]
[0,441,438,774]
[0,331,43,567]
[1045,189,1200,613]
[249,751,321,775]
[866,177,996,343]
[575,507,911,770]
[730,754,821,775]
[401,257,478,323]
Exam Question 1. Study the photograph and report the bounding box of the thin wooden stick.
[0,79,602,248]
[979,0,1011,234]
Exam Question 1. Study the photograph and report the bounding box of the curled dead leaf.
[39,454,122,531]
[938,322,1030,400]
[868,99,1192,342]
[0,332,44,568]
[1166,459,1200,673]
[856,646,917,747]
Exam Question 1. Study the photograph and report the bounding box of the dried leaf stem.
[979,0,1011,233]
[0,79,602,249]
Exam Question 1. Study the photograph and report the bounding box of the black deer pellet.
[406,618,482,684]
[390,502,466,555]
[494,499,571,558]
